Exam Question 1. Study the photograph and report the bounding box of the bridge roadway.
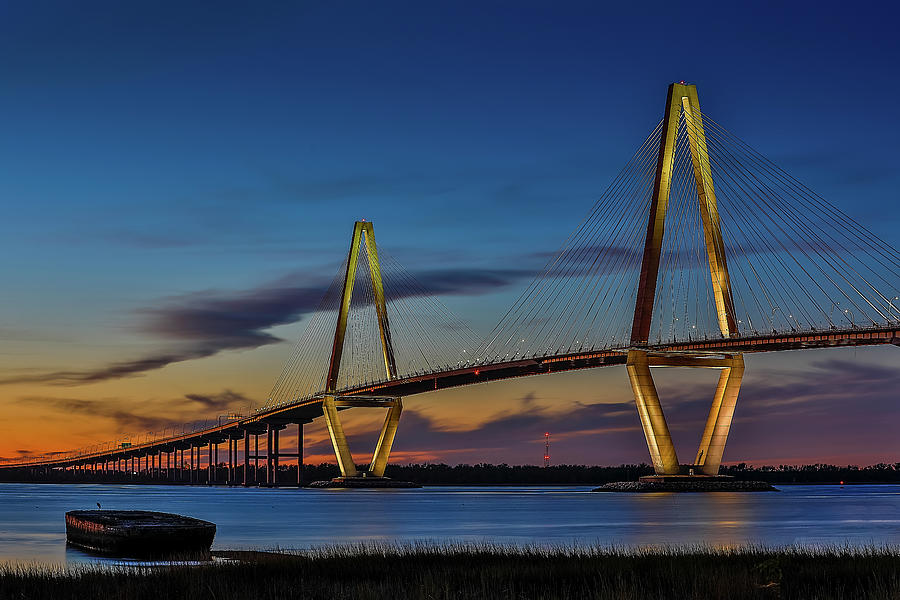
[3,325,897,470]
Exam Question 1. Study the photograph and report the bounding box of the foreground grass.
[1,544,899,599]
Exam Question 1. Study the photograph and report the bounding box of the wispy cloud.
[17,396,177,432]
[0,261,531,386]
[300,394,642,460]
[16,389,254,434]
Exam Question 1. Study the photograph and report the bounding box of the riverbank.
[4,462,900,486]
[1,544,898,599]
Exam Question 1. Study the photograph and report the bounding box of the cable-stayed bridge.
[3,82,898,484]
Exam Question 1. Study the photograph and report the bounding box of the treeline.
[233,462,900,485]
[378,463,900,485]
[4,462,900,485]
[376,463,900,485]
[381,463,654,485]
[719,462,900,484]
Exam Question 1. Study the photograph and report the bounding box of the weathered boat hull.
[65,510,216,557]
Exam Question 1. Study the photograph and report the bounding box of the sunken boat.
[65,510,216,557]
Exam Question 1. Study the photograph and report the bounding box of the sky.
[0,1,897,467]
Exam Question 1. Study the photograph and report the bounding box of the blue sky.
[0,1,897,465]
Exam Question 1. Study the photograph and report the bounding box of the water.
[0,483,898,565]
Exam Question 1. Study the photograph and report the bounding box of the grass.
[0,543,898,599]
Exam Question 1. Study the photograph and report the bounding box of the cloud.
[0,352,209,386]
[301,394,643,461]
[393,267,531,298]
[735,358,899,417]
[0,272,334,386]
[16,389,254,435]
[0,261,535,386]
[529,244,638,266]
[184,390,253,413]
[18,396,177,432]
[138,280,329,349]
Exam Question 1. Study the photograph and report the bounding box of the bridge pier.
[626,83,744,478]
[207,441,213,484]
[626,350,679,474]
[297,423,303,486]
[627,350,744,476]
[266,425,273,485]
[310,222,415,487]
[233,435,240,484]
[273,427,280,485]
[229,438,234,484]
[254,433,260,484]
[243,430,250,487]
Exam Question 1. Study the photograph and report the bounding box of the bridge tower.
[628,82,744,476]
[322,220,403,479]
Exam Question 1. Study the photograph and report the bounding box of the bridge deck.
[3,326,897,469]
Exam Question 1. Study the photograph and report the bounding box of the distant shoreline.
[0,480,899,487]
[2,462,898,487]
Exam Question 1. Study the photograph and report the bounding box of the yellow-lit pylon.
[627,82,743,476]
[322,221,402,478]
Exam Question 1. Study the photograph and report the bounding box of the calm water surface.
[0,483,898,564]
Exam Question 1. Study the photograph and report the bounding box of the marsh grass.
[1,543,898,599]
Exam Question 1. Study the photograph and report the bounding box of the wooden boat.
[65,510,216,557]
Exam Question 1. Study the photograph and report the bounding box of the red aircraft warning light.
[543,432,551,467]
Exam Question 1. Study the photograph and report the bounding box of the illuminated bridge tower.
[322,220,403,479]
[628,82,744,477]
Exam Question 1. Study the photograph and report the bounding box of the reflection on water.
[0,483,897,565]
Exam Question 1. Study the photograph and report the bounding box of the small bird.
[96,502,101,509]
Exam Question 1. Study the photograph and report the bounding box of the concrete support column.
[297,423,303,487]
[273,428,280,487]
[695,355,744,475]
[322,396,358,477]
[266,425,273,486]
[207,442,213,484]
[243,430,250,487]
[227,438,234,484]
[369,399,402,477]
[626,350,746,477]
[190,446,195,484]
[626,350,680,475]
